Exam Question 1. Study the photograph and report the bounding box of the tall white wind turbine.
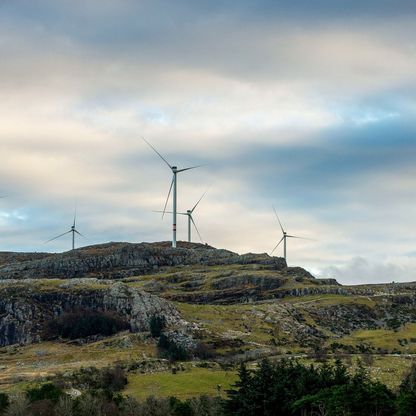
[154,188,209,243]
[270,207,312,262]
[46,209,84,251]
[143,137,202,248]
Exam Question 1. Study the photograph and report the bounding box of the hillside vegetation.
[0,241,415,401]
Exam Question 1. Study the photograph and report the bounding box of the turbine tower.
[143,137,201,248]
[154,188,208,243]
[270,207,311,261]
[46,209,84,251]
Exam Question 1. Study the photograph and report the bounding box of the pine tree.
[225,363,255,416]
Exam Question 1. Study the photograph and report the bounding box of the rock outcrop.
[0,282,181,347]
[0,242,287,280]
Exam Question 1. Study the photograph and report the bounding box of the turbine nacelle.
[143,137,203,248]
[45,208,84,251]
[270,207,313,261]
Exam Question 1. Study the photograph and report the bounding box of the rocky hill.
[0,242,320,347]
[0,281,181,347]
[0,242,285,280]
[0,241,415,358]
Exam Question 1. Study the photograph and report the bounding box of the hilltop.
[0,241,341,302]
[0,241,284,280]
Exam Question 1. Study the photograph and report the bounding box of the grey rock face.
[0,243,287,280]
[0,283,180,347]
[210,274,285,291]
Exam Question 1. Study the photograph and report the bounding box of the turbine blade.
[273,206,285,234]
[190,216,204,243]
[142,137,172,169]
[162,176,174,218]
[176,165,204,173]
[270,236,285,256]
[153,210,187,215]
[45,230,72,243]
[73,206,77,228]
[286,235,315,241]
[191,186,210,213]
[74,230,84,237]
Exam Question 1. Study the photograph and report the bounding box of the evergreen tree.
[396,363,416,416]
[225,363,255,416]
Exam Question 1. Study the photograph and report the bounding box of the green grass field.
[337,323,416,353]
[125,367,238,399]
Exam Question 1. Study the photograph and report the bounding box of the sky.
[1,0,416,285]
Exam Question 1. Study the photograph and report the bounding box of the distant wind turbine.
[46,209,84,251]
[154,188,209,243]
[143,137,202,248]
[270,207,312,261]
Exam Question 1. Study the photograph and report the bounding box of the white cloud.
[320,256,416,285]
[0,2,415,284]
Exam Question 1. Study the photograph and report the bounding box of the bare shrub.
[141,396,172,416]
[189,395,224,416]
[120,396,142,416]
[29,399,55,416]
[5,394,31,416]
[361,353,375,367]
[77,394,103,416]
[54,396,73,416]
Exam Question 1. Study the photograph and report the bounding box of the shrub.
[0,392,9,412]
[27,383,63,403]
[189,395,224,416]
[120,396,141,416]
[45,309,129,340]
[158,334,189,361]
[29,399,55,416]
[169,397,192,416]
[141,396,172,416]
[101,366,128,392]
[54,396,73,416]
[71,365,127,392]
[4,394,30,416]
[75,394,104,416]
[149,315,166,338]
[361,353,375,366]
[194,342,215,360]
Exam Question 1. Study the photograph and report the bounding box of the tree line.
[1,359,416,415]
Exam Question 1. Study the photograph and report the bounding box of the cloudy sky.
[1,0,416,284]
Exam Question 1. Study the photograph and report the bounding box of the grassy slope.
[124,355,413,399]
[125,367,238,399]
[0,275,415,396]
[337,323,416,353]
[125,263,332,300]
[179,294,416,353]
[0,334,157,390]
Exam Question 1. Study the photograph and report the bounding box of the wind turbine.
[154,188,209,243]
[143,137,202,248]
[270,207,311,261]
[46,209,84,251]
